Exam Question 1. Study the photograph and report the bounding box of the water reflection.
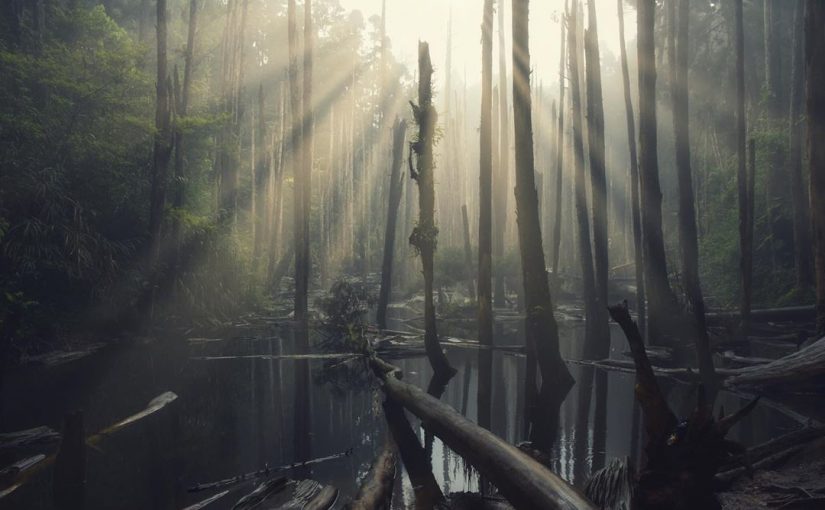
[0,317,802,509]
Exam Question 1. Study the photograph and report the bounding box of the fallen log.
[370,356,595,510]
[232,477,338,510]
[345,437,396,510]
[182,490,230,510]
[0,426,60,451]
[188,448,353,493]
[705,305,815,323]
[717,426,825,476]
[0,391,178,499]
[725,336,825,391]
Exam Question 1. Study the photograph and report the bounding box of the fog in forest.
[1,0,824,508]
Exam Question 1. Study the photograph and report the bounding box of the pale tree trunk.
[494,0,510,308]
[617,0,645,337]
[672,0,715,390]
[806,0,825,337]
[584,0,609,358]
[410,42,454,379]
[551,3,567,277]
[479,0,494,348]
[376,119,408,330]
[512,0,573,396]
[462,205,476,300]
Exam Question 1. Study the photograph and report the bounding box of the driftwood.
[716,426,825,481]
[0,455,45,494]
[725,336,825,390]
[370,356,595,510]
[0,426,60,451]
[182,490,230,510]
[188,448,353,493]
[232,477,338,510]
[0,391,178,499]
[608,301,758,510]
[346,437,396,510]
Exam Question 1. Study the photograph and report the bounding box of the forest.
[1,0,824,508]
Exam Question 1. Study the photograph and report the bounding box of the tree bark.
[479,0,494,349]
[789,0,813,292]
[638,0,678,343]
[512,0,573,392]
[410,42,454,379]
[807,0,825,337]
[172,0,199,266]
[376,119,408,331]
[494,0,510,308]
[671,0,715,390]
[584,0,609,357]
[551,4,567,277]
[569,1,597,355]
[617,0,646,338]
[462,204,476,301]
[149,0,172,266]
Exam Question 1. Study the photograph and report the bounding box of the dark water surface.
[1,315,801,509]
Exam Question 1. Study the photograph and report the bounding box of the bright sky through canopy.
[339,0,637,92]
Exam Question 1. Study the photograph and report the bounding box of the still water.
[0,314,799,509]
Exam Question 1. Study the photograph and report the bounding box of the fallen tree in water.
[725,336,825,391]
[369,356,595,510]
[345,437,396,510]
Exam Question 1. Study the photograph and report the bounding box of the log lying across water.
[725,336,825,391]
[705,305,815,323]
[369,356,595,510]
[345,437,396,510]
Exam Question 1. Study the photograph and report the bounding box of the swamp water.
[0,314,799,509]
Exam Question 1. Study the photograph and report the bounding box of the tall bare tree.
[584,0,609,356]
[376,119,408,330]
[734,0,752,334]
[807,0,825,336]
[551,1,567,277]
[149,0,172,265]
[569,1,597,349]
[789,0,813,292]
[410,42,454,379]
[479,0,494,348]
[617,0,645,337]
[512,0,572,394]
[671,0,715,389]
[493,0,510,307]
[638,0,678,342]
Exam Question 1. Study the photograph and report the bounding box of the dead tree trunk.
[569,1,598,352]
[617,0,646,338]
[479,0,494,348]
[512,0,573,393]
[376,119,408,331]
[551,4,567,277]
[460,204,476,301]
[296,0,313,332]
[494,0,510,308]
[172,0,198,264]
[789,0,813,292]
[638,0,679,343]
[410,42,455,379]
[808,0,825,337]
[254,84,268,265]
[585,0,610,357]
[149,0,172,265]
[734,0,751,336]
[288,0,304,329]
[608,302,758,510]
[672,0,715,390]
